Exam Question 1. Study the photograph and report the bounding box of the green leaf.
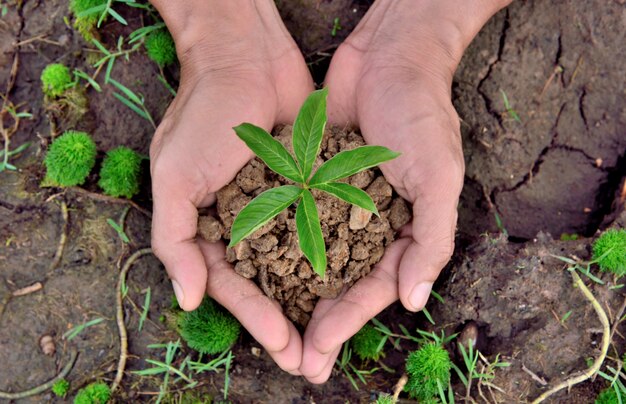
[233,123,303,183]
[296,189,327,278]
[309,145,400,185]
[292,88,328,180]
[229,185,302,247]
[311,182,379,216]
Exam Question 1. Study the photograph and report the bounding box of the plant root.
[392,373,408,402]
[12,281,43,297]
[0,348,78,399]
[111,248,153,393]
[48,200,68,271]
[531,271,610,403]
[68,186,152,218]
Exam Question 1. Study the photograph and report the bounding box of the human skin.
[149,0,511,383]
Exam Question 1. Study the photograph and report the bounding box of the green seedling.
[229,88,399,278]
[41,63,73,98]
[91,37,142,84]
[106,218,130,243]
[500,89,521,123]
[44,130,97,187]
[375,393,395,404]
[405,343,452,401]
[593,229,626,276]
[335,341,380,391]
[331,17,342,37]
[351,323,387,361]
[138,287,151,332]
[70,0,151,40]
[597,355,626,404]
[73,381,110,404]
[595,386,625,404]
[52,378,70,398]
[177,297,241,355]
[107,78,156,128]
[145,28,177,66]
[98,146,143,198]
[62,317,104,340]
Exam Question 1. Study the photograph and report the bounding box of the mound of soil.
[198,126,411,326]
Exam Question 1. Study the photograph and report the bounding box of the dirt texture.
[200,126,411,327]
[0,0,625,402]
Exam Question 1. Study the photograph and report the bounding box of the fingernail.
[171,279,184,308]
[409,282,433,311]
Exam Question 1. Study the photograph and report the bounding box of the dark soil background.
[0,0,624,403]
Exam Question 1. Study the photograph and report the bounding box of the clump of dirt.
[198,125,411,326]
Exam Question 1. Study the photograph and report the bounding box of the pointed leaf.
[292,88,328,180]
[311,182,379,216]
[296,189,327,278]
[309,145,400,185]
[233,123,303,183]
[229,185,302,246]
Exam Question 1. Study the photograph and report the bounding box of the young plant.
[351,323,387,361]
[52,378,70,398]
[229,88,399,278]
[73,381,110,404]
[98,146,142,198]
[405,343,452,401]
[145,28,177,66]
[593,228,626,276]
[595,386,625,404]
[177,297,241,355]
[41,63,73,98]
[44,130,97,187]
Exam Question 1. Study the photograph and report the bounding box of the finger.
[399,157,463,312]
[199,241,302,373]
[303,345,341,384]
[151,183,207,312]
[311,238,411,355]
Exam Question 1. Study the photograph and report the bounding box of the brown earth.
[0,0,624,403]
[199,126,410,327]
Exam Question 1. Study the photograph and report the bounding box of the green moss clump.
[595,387,624,404]
[52,378,70,398]
[98,146,142,198]
[374,393,394,404]
[351,324,385,361]
[44,131,97,187]
[145,29,177,66]
[73,382,110,404]
[593,228,626,276]
[178,298,241,355]
[405,343,452,401]
[69,0,106,41]
[41,64,73,98]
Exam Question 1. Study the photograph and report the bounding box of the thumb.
[151,183,208,311]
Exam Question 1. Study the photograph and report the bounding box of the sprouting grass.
[450,342,510,402]
[494,211,508,237]
[331,17,341,37]
[74,68,102,92]
[1,103,32,173]
[106,218,130,243]
[108,78,156,128]
[335,341,380,391]
[91,37,142,84]
[560,310,573,324]
[76,0,153,28]
[500,89,521,123]
[62,317,105,340]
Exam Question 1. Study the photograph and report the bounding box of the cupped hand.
[149,1,313,373]
[299,0,470,382]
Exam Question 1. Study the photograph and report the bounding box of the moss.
[593,228,626,276]
[405,343,451,401]
[595,387,625,404]
[44,131,97,187]
[98,146,142,198]
[178,298,241,355]
[52,378,70,398]
[69,0,106,41]
[41,63,73,98]
[374,393,394,404]
[351,323,385,361]
[145,29,177,66]
[73,382,110,404]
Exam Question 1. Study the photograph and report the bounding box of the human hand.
[299,0,511,382]
[149,0,313,373]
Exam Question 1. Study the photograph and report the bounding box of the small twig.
[609,294,626,345]
[0,349,78,399]
[67,187,152,217]
[531,271,610,403]
[111,248,153,393]
[522,364,548,386]
[393,373,408,401]
[49,200,69,271]
[12,282,43,297]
